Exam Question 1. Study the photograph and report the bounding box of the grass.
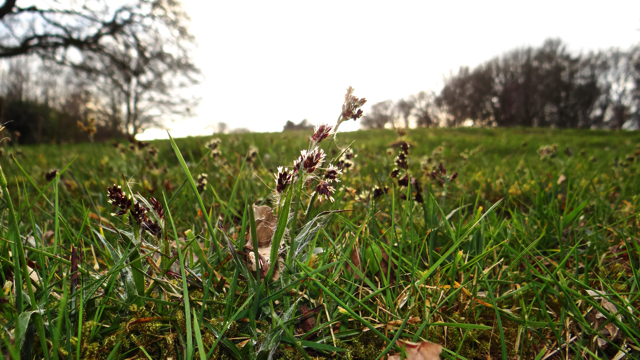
[0,116,639,359]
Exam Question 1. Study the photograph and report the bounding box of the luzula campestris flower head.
[315,180,336,202]
[323,164,342,183]
[311,124,333,143]
[341,86,367,122]
[294,148,326,174]
[274,166,294,193]
[107,185,132,216]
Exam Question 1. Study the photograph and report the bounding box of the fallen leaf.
[585,290,623,349]
[388,340,442,360]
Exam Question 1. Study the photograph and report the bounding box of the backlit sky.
[138,0,640,140]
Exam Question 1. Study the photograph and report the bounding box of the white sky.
[138,0,640,140]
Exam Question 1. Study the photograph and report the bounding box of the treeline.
[362,39,640,130]
[0,59,124,144]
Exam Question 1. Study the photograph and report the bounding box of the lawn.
[0,123,639,359]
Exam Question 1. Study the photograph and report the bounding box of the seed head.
[149,197,164,220]
[323,164,342,183]
[246,146,259,162]
[45,169,59,182]
[400,141,410,154]
[196,174,208,192]
[311,124,333,143]
[372,186,389,198]
[206,138,221,150]
[389,168,400,178]
[341,86,367,122]
[394,152,408,169]
[398,175,409,187]
[274,167,294,193]
[107,185,132,216]
[315,181,336,202]
[294,148,326,174]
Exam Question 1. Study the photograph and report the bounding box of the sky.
[138,0,640,140]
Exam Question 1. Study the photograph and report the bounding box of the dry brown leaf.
[388,340,442,360]
[585,290,623,349]
[253,205,277,247]
[387,317,421,329]
[244,205,284,281]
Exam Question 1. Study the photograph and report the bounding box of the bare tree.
[360,100,396,129]
[411,91,440,127]
[0,0,156,59]
[1,0,201,136]
[395,98,415,128]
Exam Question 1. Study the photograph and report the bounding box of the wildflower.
[294,148,326,174]
[45,169,59,182]
[246,146,258,162]
[274,167,294,193]
[438,163,446,175]
[411,178,424,203]
[340,86,367,122]
[315,181,336,202]
[398,175,409,187]
[323,164,342,183]
[131,202,147,225]
[449,172,458,181]
[107,185,132,216]
[206,138,221,150]
[149,197,164,220]
[131,202,161,236]
[148,146,158,158]
[389,168,400,178]
[336,159,353,172]
[394,152,408,169]
[311,124,332,143]
[210,148,220,158]
[400,141,410,154]
[196,174,208,192]
[343,149,355,160]
[372,186,389,198]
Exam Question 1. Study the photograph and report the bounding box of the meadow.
[0,122,639,359]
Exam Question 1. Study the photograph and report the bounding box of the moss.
[336,332,386,360]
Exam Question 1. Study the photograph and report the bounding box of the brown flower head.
[311,124,333,143]
[372,186,389,198]
[206,138,221,150]
[315,181,336,202]
[400,141,410,154]
[246,146,259,162]
[398,175,409,187]
[395,152,408,169]
[341,86,367,122]
[107,185,132,216]
[131,202,147,226]
[323,164,342,183]
[149,197,164,220]
[294,148,326,174]
[389,168,400,178]
[196,174,208,192]
[274,167,294,193]
[45,169,59,182]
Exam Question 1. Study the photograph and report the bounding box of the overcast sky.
[139,0,640,140]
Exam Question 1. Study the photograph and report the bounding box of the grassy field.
[1,124,639,359]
